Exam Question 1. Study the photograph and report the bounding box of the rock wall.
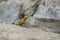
[25,0,60,34]
[0,0,40,23]
[0,0,60,34]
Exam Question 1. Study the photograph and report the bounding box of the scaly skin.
[15,16,29,26]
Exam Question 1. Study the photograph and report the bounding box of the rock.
[33,0,60,33]
[0,1,20,23]
[12,0,40,16]
[0,0,40,23]
[0,0,60,35]
[26,0,60,34]
[22,0,40,16]
[26,17,39,27]
[46,0,60,6]
[0,23,60,40]
[33,6,60,19]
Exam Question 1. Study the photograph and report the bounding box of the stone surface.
[0,1,19,23]
[33,6,60,19]
[15,0,40,16]
[0,0,40,23]
[26,0,60,34]
[46,0,60,6]
[26,17,40,27]
[0,23,60,40]
[0,0,60,37]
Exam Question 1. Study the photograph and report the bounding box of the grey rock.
[32,0,60,33]
[26,17,39,27]
[46,0,60,6]
[0,0,40,23]
[26,0,60,34]
[0,0,60,35]
[12,0,40,16]
[0,1,19,23]
[33,6,60,19]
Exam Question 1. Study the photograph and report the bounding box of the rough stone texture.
[26,0,60,34]
[0,23,60,40]
[0,0,60,36]
[46,0,60,6]
[9,0,40,16]
[0,1,19,23]
[0,0,40,23]
[33,6,60,19]
[26,17,40,27]
[32,5,60,33]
